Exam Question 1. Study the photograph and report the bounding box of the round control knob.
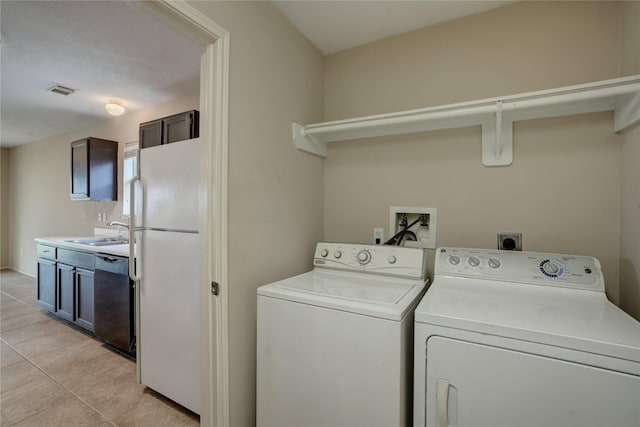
[357,250,371,265]
[542,260,560,275]
[449,255,461,265]
[320,249,329,257]
[388,255,397,264]
[488,258,501,269]
[334,250,342,259]
[468,256,480,267]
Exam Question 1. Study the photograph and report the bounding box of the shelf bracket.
[614,92,640,132]
[293,123,327,157]
[481,102,513,167]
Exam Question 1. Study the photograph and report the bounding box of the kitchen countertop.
[35,237,130,257]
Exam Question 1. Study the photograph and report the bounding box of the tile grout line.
[2,272,199,426]
[1,285,121,427]
[3,335,119,426]
[0,290,41,320]
[0,290,35,307]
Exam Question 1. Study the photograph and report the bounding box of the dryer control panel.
[435,247,604,292]
[314,242,427,280]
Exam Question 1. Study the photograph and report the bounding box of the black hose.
[384,217,421,246]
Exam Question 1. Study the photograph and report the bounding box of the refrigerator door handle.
[129,176,143,281]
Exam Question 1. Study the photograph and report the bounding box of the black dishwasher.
[94,254,135,357]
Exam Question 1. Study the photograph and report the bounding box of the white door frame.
[137,2,230,426]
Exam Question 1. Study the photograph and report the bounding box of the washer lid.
[258,270,427,321]
[415,276,640,364]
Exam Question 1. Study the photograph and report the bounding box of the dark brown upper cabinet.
[139,120,163,149]
[70,137,118,201]
[139,110,199,149]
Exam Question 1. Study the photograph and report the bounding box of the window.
[122,142,139,216]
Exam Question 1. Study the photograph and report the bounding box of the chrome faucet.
[107,220,129,229]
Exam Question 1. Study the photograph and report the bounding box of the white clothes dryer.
[257,242,428,427]
[414,247,640,427]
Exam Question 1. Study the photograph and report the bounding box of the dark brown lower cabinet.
[75,268,95,331]
[56,263,76,322]
[36,258,56,312]
[37,245,96,333]
[55,263,95,332]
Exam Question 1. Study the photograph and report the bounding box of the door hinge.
[211,281,220,296]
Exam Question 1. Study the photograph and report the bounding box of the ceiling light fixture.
[105,100,125,117]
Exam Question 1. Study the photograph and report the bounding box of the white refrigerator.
[131,138,201,414]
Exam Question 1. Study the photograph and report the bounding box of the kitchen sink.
[65,237,129,246]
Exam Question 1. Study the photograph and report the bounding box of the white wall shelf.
[293,75,640,166]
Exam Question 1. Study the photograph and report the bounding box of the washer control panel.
[314,242,426,279]
[436,247,604,292]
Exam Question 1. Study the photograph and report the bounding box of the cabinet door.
[87,138,118,201]
[75,268,95,331]
[70,137,117,201]
[70,139,89,200]
[36,259,56,312]
[163,110,198,144]
[139,119,163,149]
[56,263,75,322]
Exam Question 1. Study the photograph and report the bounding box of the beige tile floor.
[1,269,200,426]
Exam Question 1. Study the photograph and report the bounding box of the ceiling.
[1,0,512,148]
[0,1,204,148]
[273,1,512,55]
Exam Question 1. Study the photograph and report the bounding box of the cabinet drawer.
[37,244,57,260]
[58,248,95,270]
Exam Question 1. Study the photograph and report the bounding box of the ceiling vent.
[46,83,77,96]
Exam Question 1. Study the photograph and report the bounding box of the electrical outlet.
[98,212,102,222]
[389,207,437,249]
[373,228,384,244]
[498,232,522,251]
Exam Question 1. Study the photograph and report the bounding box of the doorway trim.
[143,1,230,426]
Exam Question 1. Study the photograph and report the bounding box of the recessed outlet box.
[498,232,522,251]
[389,207,437,249]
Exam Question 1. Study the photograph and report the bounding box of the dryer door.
[425,336,640,427]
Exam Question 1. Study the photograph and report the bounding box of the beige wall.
[7,93,199,275]
[1,148,10,268]
[189,2,325,426]
[323,1,624,302]
[6,1,324,424]
[619,0,640,320]
[324,1,621,121]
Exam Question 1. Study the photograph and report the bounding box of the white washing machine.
[257,242,428,427]
[413,247,640,427]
